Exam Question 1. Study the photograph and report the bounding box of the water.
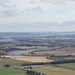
[8,49,37,56]
[0,39,15,42]
[8,48,46,56]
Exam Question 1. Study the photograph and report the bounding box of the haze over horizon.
[0,0,75,32]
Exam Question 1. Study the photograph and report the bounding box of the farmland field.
[33,47,75,56]
[0,58,28,65]
[0,32,75,75]
[0,67,28,75]
[3,55,53,63]
[33,65,75,75]
[58,63,75,69]
[14,46,48,49]
[50,57,75,61]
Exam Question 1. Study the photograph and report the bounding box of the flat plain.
[3,55,53,63]
[0,58,28,65]
[33,65,75,75]
[33,47,75,56]
[0,67,28,75]
[0,32,75,75]
[58,63,75,69]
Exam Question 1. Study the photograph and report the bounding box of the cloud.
[30,0,38,4]
[0,22,2,24]
[0,20,75,32]
[26,6,43,11]
[0,0,43,16]
[0,8,22,16]
[40,0,75,5]
[4,20,75,27]
[40,0,65,5]
[0,0,75,17]
[0,0,16,8]
[2,9,18,16]
[0,0,18,16]
[61,21,75,26]
[65,0,75,1]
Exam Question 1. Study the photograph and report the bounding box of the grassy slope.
[0,58,28,65]
[33,66,75,75]
[58,63,75,69]
[0,67,28,75]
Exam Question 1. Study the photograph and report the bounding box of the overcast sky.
[0,0,75,32]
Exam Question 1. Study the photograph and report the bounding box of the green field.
[0,58,28,66]
[58,63,75,69]
[51,57,75,61]
[33,65,75,75]
[0,67,28,75]
[14,46,47,49]
[14,46,35,49]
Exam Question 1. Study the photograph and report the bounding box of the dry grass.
[34,47,75,56]
[2,55,53,63]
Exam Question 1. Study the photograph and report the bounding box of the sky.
[0,0,75,32]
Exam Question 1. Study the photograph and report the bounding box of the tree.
[4,64,10,68]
